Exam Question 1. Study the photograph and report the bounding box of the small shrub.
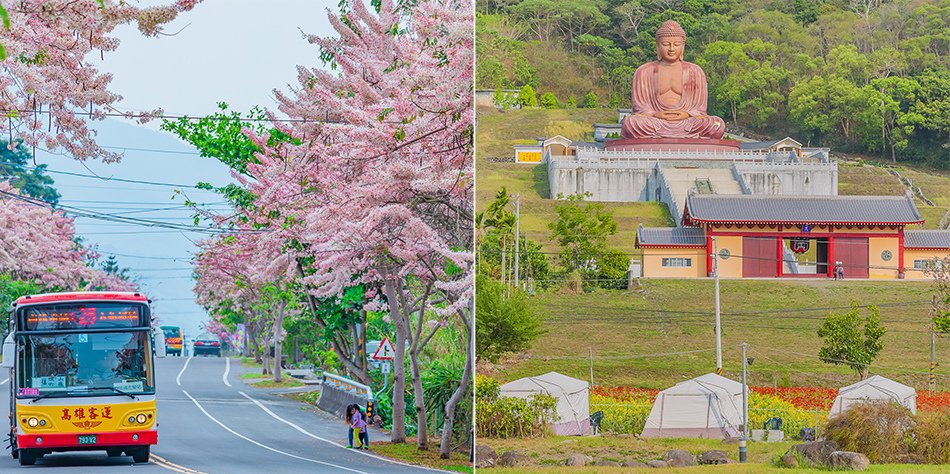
[476,374,501,402]
[539,92,558,109]
[557,270,583,295]
[566,96,577,108]
[914,409,950,464]
[517,84,536,107]
[823,401,915,463]
[582,91,599,108]
[476,390,557,438]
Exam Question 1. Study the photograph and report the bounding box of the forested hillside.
[476,0,949,167]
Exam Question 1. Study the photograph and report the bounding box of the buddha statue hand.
[653,110,690,121]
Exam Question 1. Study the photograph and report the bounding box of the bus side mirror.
[1,333,14,369]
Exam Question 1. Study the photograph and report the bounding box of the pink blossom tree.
[0,0,200,162]
[240,0,474,450]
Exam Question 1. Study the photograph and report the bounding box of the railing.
[734,161,837,169]
[732,164,754,195]
[655,164,682,226]
[322,371,374,399]
[574,147,772,162]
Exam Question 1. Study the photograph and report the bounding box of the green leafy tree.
[517,84,537,107]
[0,142,60,205]
[0,274,42,334]
[549,193,617,274]
[582,90,599,108]
[539,92,558,109]
[475,274,543,362]
[817,304,886,379]
[566,95,577,108]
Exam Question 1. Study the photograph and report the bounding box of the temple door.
[835,237,869,279]
[742,236,778,277]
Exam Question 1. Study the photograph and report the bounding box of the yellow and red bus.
[2,292,157,466]
[160,325,183,356]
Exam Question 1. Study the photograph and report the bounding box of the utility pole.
[713,237,722,375]
[589,346,594,386]
[740,342,748,463]
[931,296,938,395]
[514,193,521,290]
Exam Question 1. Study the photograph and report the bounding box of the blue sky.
[34,1,336,340]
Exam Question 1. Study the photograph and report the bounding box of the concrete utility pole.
[514,193,521,290]
[931,296,938,395]
[740,342,748,463]
[713,237,722,374]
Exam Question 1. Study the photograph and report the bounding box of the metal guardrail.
[322,372,374,399]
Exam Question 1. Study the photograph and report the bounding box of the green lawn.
[249,378,304,388]
[489,279,946,390]
[371,440,473,473]
[481,435,948,473]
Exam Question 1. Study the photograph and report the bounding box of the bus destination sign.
[21,304,144,331]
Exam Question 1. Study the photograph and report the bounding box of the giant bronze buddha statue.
[620,21,725,140]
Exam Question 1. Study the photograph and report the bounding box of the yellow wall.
[711,236,743,278]
[868,237,900,279]
[642,248,706,278]
[904,249,950,280]
[516,150,543,163]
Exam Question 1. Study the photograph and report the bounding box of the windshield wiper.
[28,392,57,404]
[89,386,137,399]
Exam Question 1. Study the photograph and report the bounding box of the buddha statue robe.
[620,61,726,140]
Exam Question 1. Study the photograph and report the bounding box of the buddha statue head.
[655,20,686,62]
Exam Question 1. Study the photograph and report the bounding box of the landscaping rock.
[593,460,621,467]
[475,444,497,469]
[498,451,531,468]
[646,460,669,468]
[565,453,590,467]
[828,451,870,471]
[663,449,697,467]
[788,440,839,466]
[779,454,799,468]
[622,460,648,468]
[698,450,731,465]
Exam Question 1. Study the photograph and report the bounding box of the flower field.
[590,385,950,438]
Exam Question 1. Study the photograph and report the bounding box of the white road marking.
[182,390,368,474]
[222,357,231,387]
[239,391,451,473]
[0,378,8,385]
[176,356,193,386]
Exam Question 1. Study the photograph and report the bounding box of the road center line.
[222,357,231,387]
[182,390,368,474]
[238,391,450,473]
[150,458,190,474]
[176,356,193,386]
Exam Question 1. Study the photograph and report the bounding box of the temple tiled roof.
[905,230,950,249]
[637,225,706,247]
[685,194,923,225]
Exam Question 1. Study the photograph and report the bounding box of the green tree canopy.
[817,304,886,380]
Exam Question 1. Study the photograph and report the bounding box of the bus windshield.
[16,332,154,398]
[162,327,180,340]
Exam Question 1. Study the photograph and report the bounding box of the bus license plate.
[77,435,96,445]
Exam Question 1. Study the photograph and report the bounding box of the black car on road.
[193,332,222,356]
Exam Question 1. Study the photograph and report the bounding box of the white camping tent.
[500,372,590,435]
[830,375,917,416]
[641,373,746,439]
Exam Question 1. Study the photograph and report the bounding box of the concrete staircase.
[658,166,745,224]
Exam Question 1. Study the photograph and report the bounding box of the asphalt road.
[1,356,441,473]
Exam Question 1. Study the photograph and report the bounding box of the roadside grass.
[240,372,268,379]
[486,279,946,390]
[240,357,262,369]
[249,378,304,389]
[480,436,948,473]
[370,439,473,474]
[282,390,320,405]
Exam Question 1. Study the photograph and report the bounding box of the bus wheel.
[18,449,36,466]
[106,448,123,457]
[131,446,150,463]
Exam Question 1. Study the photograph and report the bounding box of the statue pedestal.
[605,138,740,152]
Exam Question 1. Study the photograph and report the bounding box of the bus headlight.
[27,417,38,427]
[136,414,147,424]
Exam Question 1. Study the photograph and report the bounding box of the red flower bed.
[917,391,950,411]
[752,386,838,411]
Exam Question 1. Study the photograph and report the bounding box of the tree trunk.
[411,346,428,450]
[384,277,407,443]
[440,307,474,459]
[273,306,285,383]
